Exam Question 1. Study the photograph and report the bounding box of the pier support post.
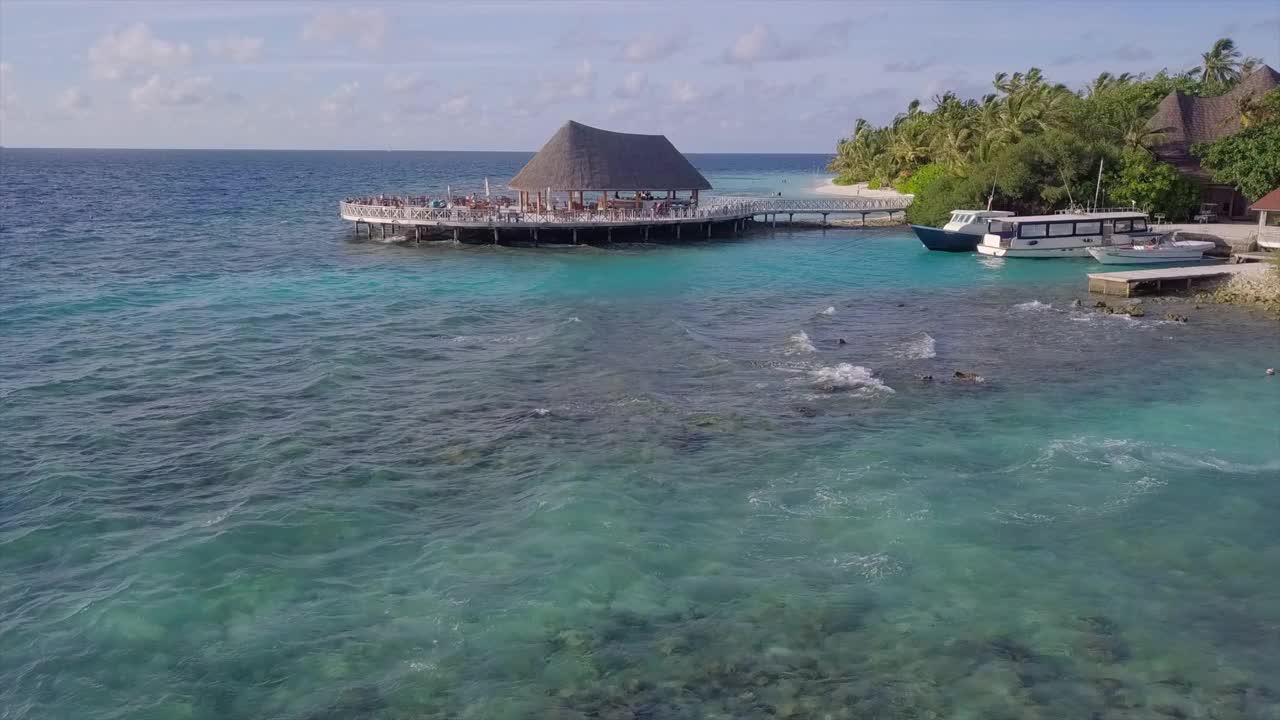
[534,227,539,246]
[706,222,712,239]
[788,213,794,225]
[415,226,422,243]
[772,214,777,228]
[493,228,499,245]
[822,213,828,227]
[453,228,460,244]
[675,224,680,240]
[607,226,612,243]
[573,228,578,245]
[860,212,867,226]
[644,226,649,241]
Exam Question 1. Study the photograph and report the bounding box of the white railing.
[340,196,910,226]
[705,196,911,213]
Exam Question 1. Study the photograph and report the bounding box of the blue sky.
[1,1,1277,152]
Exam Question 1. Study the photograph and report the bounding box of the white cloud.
[440,94,472,117]
[89,23,192,80]
[321,81,360,118]
[130,75,216,108]
[1,62,17,122]
[614,70,648,99]
[56,86,91,112]
[620,33,685,63]
[207,34,264,63]
[385,71,428,94]
[303,9,388,50]
[517,59,595,115]
[721,22,850,65]
[669,79,702,104]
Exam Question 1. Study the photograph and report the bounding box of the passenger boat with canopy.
[976,211,1152,258]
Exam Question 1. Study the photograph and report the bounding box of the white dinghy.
[1087,233,1216,265]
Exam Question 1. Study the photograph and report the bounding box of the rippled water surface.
[2,150,1279,719]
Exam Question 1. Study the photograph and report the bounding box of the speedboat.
[1087,234,1216,264]
[912,210,1014,252]
[977,212,1150,258]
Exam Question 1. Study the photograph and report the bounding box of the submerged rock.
[1164,312,1189,322]
[953,370,985,383]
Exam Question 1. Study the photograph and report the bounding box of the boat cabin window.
[1048,223,1074,237]
[1114,220,1132,232]
[1132,219,1147,231]
[1075,221,1101,235]
[1019,223,1048,238]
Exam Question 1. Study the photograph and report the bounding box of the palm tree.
[1196,38,1242,87]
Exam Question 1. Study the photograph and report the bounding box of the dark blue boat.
[911,224,983,252]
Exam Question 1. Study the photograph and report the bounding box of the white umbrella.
[484,177,491,198]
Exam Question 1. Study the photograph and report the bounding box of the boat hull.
[976,244,1098,258]
[912,225,981,252]
[1087,243,1213,265]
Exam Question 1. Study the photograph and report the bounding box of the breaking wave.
[785,330,817,355]
[810,363,894,395]
[897,333,937,359]
[1014,300,1052,311]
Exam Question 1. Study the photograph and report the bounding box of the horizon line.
[0,145,836,156]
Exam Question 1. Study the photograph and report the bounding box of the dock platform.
[338,196,911,244]
[1087,263,1267,297]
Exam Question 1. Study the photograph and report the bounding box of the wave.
[897,333,936,359]
[810,363,894,395]
[785,330,817,355]
[1014,300,1052,311]
[819,306,836,316]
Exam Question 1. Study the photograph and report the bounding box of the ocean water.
[2,149,1278,720]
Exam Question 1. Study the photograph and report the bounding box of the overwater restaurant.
[509,121,712,214]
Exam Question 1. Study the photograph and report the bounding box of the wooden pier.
[339,196,911,245]
[1087,263,1267,297]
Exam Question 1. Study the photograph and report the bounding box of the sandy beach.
[814,177,913,201]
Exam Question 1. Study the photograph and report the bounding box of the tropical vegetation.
[828,38,1271,227]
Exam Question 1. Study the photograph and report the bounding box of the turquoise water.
[2,150,1279,719]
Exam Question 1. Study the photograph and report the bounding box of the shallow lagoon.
[2,150,1278,719]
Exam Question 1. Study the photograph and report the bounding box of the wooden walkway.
[1087,263,1267,297]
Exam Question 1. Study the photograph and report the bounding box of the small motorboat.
[912,210,1013,252]
[1086,234,1216,265]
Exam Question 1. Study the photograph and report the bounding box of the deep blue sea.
[2,149,1279,720]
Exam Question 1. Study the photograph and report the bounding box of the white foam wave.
[832,552,901,580]
[897,333,937,359]
[785,330,817,355]
[810,363,894,395]
[820,306,836,316]
[1014,300,1053,311]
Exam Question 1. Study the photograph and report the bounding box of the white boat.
[976,212,1151,258]
[911,210,1014,252]
[1087,235,1216,264]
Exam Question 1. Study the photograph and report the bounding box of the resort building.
[1250,187,1280,250]
[1146,65,1280,218]
[509,121,712,213]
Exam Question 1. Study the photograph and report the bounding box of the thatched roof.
[1250,187,1280,212]
[1147,65,1280,181]
[510,121,711,192]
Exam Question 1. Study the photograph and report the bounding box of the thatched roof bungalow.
[1147,65,1280,217]
[510,121,710,211]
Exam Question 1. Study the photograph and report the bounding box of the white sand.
[813,178,912,201]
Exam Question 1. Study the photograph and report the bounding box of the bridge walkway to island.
[339,196,913,244]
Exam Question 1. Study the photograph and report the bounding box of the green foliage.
[893,163,946,195]
[866,179,882,190]
[1194,90,1280,201]
[831,37,1268,218]
[905,174,988,227]
[1108,150,1200,221]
